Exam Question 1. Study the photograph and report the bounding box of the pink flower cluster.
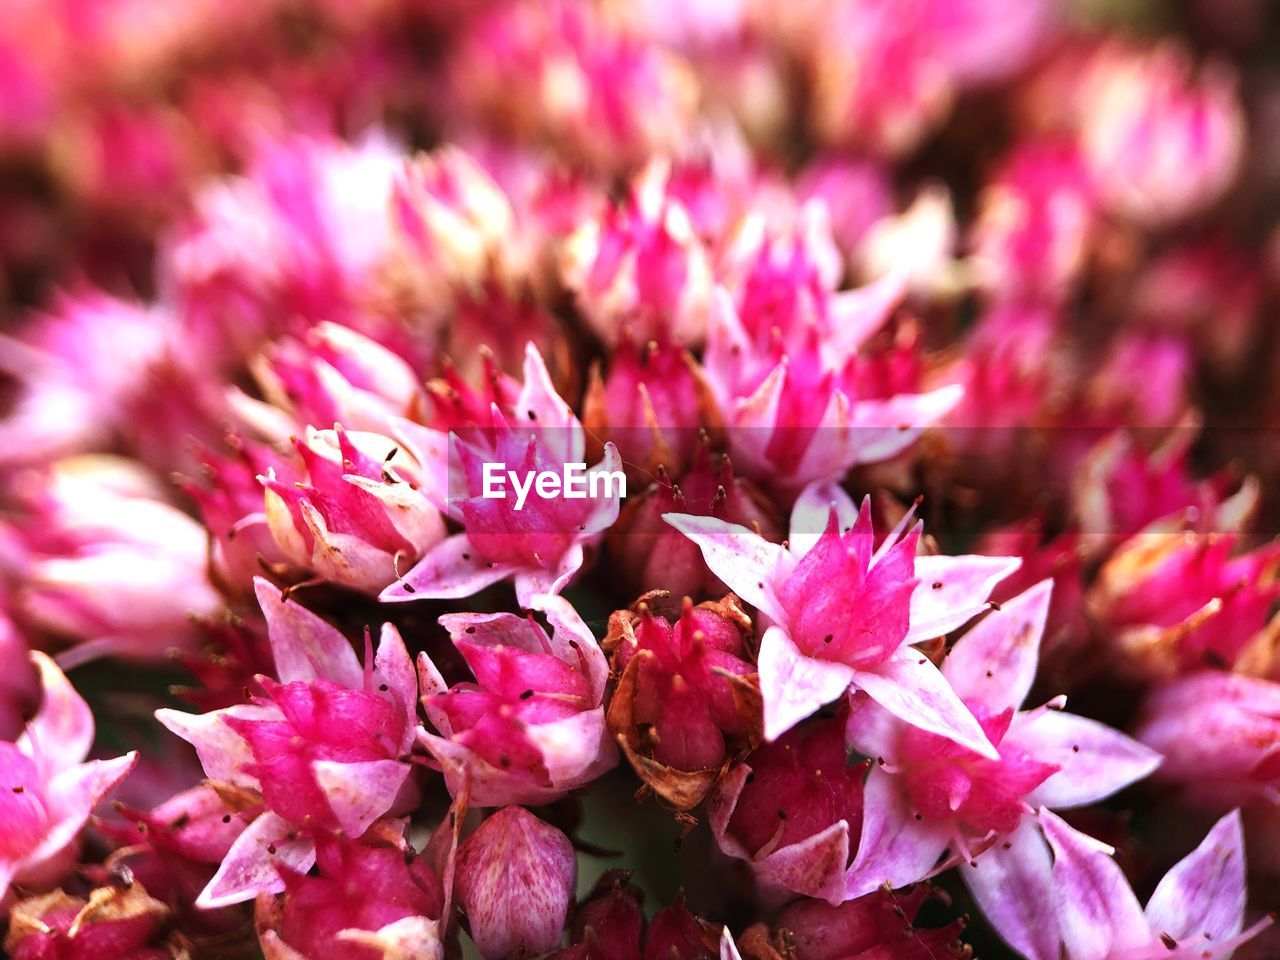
[1,0,1279,958]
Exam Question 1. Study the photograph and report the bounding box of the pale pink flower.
[843,582,1160,905]
[0,652,138,901]
[667,481,1019,749]
[983,808,1270,960]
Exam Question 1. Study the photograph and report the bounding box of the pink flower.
[666,481,1019,750]
[0,652,138,901]
[707,710,866,902]
[843,581,1160,904]
[382,344,622,607]
[703,233,960,491]
[1080,42,1245,226]
[416,593,615,807]
[390,147,519,316]
[983,808,1270,960]
[970,140,1097,303]
[455,806,576,960]
[582,337,722,478]
[232,323,426,440]
[162,133,405,366]
[1135,672,1280,810]
[449,0,696,171]
[96,784,250,925]
[180,434,291,594]
[260,426,446,595]
[256,823,452,960]
[0,293,178,467]
[155,578,419,908]
[7,456,223,664]
[562,158,715,346]
[1088,530,1280,676]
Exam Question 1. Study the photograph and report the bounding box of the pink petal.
[843,692,905,765]
[961,817,1060,960]
[312,758,411,837]
[848,648,998,759]
[517,343,583,463]
[788,482,859,559]
[254,576,362,687]
[1040,808,1150,960]
[19,651,94,773]
[524,708,617,788]
[513,543,584,607]
[528,593,609,702]
[374,624,418,751]
[844,765,950,900]
[581,443,625,536]
[380,534,516,602]
[706,763,754,860]
[196,812,317,909]
[757,625,855,742]
[1143,809,1246,946]
[839,384,964,466]
[824,270,907,363]
[416,652,452,736]
[420,730,556,808]
[1013,710,1161,809]
[754,819,851,905]
[662,514,790,622]
[907,554,1021,642]
[155,704,274,786]
[944,580,1053,713]
[35,751,138,865]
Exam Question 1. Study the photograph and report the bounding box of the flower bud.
[455,806,576,960]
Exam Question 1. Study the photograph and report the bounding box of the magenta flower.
[844,581,1160,902]
[417,593,615,806]
[667,481,1019,750]
[970,140,1097,303]
[256,825,451,960]
[1135,672,1280,810]
[455,806,576,960]
[0,652,138,901]
[164,132,405,365]
[390,147,518,316]
[382,344,622,606]
[155,578,418,908]
[984,808,1270,960]
[1088,529,1280,675]
[707,710,866,903]
[260,426,446,595]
